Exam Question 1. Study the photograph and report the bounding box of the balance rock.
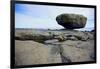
[56,13,87,29]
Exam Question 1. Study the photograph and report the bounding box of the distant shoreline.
[15,28,94,32]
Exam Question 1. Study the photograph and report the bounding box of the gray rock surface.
[15,40,62,65]
[56,13,87,29]
[15,29,95,65]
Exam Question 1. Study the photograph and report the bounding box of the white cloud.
[15,4,95,30]
[16,4,94,20]
[15,13,64,29]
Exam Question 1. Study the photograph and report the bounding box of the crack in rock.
[50,44,71,63]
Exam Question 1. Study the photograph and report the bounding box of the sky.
[15,4,95,31]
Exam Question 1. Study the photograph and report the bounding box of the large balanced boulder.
[56,13,87,29]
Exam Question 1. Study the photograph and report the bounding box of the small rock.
[67,36,78,41]
[44,39,58,44]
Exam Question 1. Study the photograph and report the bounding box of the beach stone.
[56,13,87,29]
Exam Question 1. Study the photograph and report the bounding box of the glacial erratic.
[56,13,87,29]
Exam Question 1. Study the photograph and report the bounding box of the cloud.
[15,4,94,19]
[15,4,95,30]
[15,13,63,29]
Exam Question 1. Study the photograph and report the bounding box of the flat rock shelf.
[15,28,95,65]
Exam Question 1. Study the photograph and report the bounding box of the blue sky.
[15,4,95,31]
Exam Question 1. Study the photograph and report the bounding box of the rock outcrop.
[56,13,87,29]
[15,29,95,65]
[15,30,93,42]
[15,40,62,65]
